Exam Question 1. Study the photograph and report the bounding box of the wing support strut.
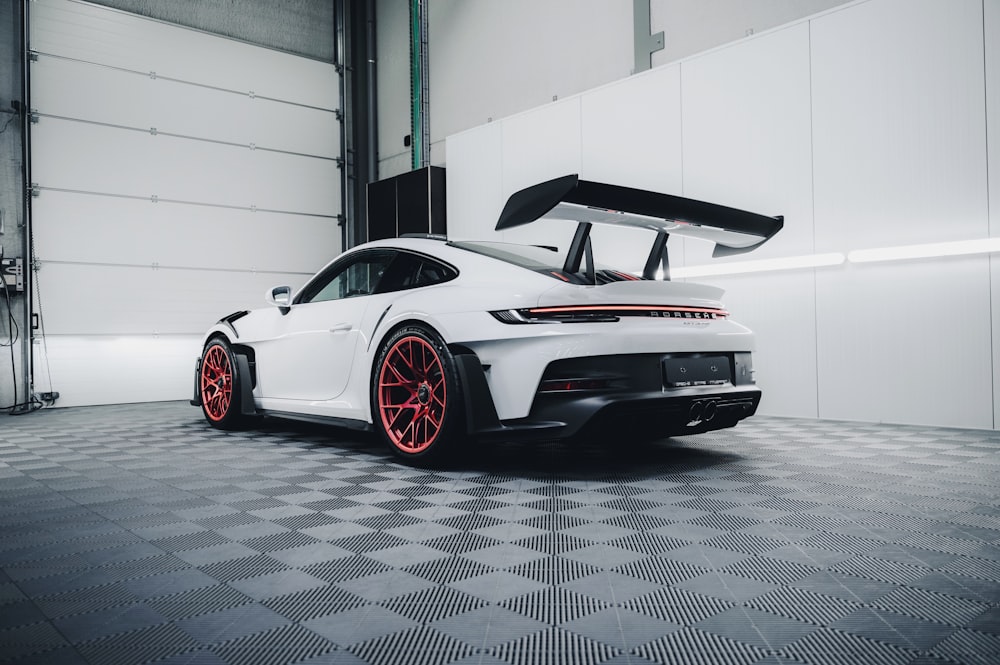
[642,231,670,281]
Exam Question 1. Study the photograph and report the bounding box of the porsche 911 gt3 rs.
[191,174,783,461]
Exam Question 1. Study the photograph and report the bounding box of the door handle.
[330,323,352,333]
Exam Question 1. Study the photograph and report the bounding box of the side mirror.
[266,285,292,311]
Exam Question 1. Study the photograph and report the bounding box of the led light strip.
[848,238,1000,263]
[672,253,845,278]
[664,238,1000,277]
[528,305,727,316]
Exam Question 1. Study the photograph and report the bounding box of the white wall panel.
[679,22,818,418]
[581,66,683,194]
[33,336,202,407]
[445,122,504,241]
[31,191,338,275]
[581,66,685,273]
[811,0,992,428]
[816,260,993,429]
[32,119,339,216]
[989,0,1000,430]
[30,0,337,110]
[31,56,339,159]
[811,0,988,251]
[36,264,308,336]
[694,271,822,418]
[680,22,813,265]
[500,100,583,249]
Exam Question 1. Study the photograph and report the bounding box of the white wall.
[446,0,999,430]
[988,0,1000,430]
[377,0,850,179]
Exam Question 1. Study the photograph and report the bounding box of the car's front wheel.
[372,325,463,462]
[199,337,245,430]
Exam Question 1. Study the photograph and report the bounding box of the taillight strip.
[528,305,728,317]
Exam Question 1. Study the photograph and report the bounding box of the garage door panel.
[33,335,202,407]
[33,119,339,215]
[30,0,341,406]
[31,0,338,110]
[37,263,309,336]
[31,56,340,159]
[32,191,339,275]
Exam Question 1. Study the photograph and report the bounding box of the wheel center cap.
[417,383,431,405]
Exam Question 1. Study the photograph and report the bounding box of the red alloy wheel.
[377,335,447,454]
[200,344,233,422]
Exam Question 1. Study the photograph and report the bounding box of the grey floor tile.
[431,605,547,648]
[694,607,818,650]
[676,571,778,603]
[302,605,416,647]
[2,402,1000,665]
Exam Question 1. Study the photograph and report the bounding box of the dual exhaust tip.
[689,399,718,424]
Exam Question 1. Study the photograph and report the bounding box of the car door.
[254,250,396,402]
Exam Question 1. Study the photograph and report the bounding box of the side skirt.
[256,409,374,433]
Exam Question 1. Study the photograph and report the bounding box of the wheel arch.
[202,332,258,391]
[367,319,500,437]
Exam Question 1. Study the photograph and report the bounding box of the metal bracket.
[29,183,40,198]
[633,0,664,74]
[29,110,39,124]
[334,109,343,122]
[28,50,39,62]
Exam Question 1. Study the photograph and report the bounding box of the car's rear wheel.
[199,338,245,430]
[373,325,463,462]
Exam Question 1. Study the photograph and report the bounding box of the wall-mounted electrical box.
[2,257,24,292]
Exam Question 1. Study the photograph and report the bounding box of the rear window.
[448,240,641,284]
[448,241,563,271]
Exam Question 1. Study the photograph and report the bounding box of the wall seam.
[984,0,997,430]
[808,18,822,421]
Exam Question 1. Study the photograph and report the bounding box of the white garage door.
[29,0,342,407]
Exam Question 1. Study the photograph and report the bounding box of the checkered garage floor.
[1,403,999,665]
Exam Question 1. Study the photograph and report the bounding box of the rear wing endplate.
[495,175,783,274]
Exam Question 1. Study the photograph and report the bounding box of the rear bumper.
[454,351,760,441]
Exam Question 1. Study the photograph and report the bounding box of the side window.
[298,251,395,304]
[374,252,458,294]
[412,257,458,287]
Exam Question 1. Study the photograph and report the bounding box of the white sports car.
[192,175,782,461]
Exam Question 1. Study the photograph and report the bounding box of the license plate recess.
[663,356,731,388]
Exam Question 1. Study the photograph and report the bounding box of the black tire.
[372,325,464,463]
[199,337,246,430]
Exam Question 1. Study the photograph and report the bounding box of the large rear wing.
[495,175,783,279]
